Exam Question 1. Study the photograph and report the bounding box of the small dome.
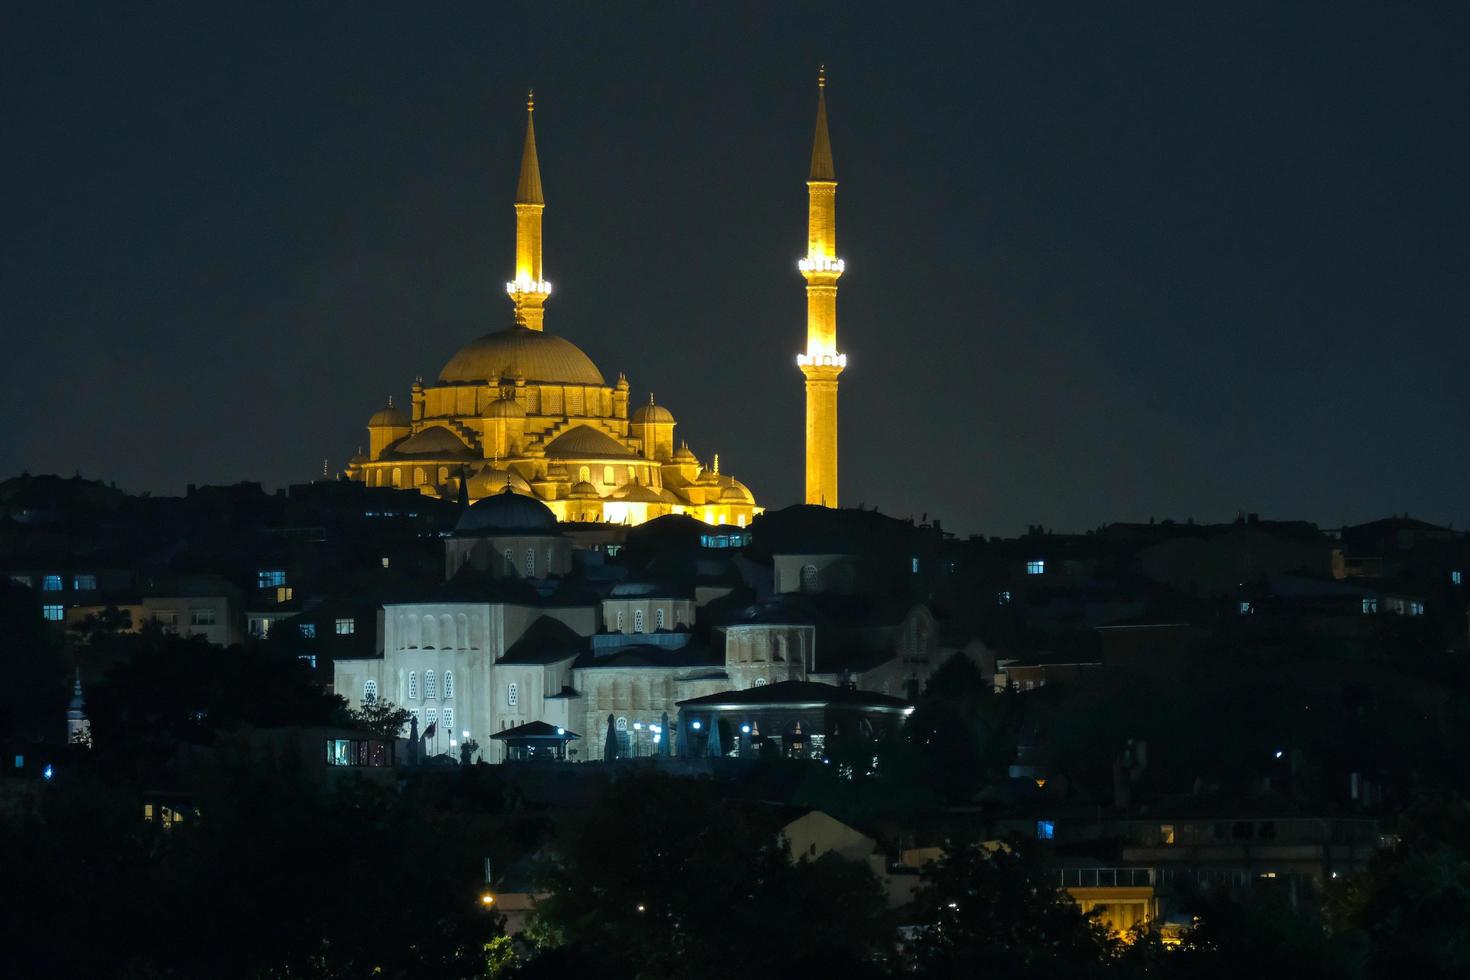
[613,482,666,503]
[631,398,675,425]
[385,425,476,459]
[544,425,636,459]
[454,487,558,535]
[568,480,601,499]
[718,477,755,503]
[465,464,532,497]
[368,404,409,428]
[485,395,526,420]
[719,484,747,502]
[673,443,698,462]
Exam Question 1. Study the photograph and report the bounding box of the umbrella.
[660,711,672,757]
[706,717,723,758]
[604,713,617,762]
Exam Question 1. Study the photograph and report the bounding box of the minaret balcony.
[796,352,847,369]
[505,278,552,296]
[797,256,845,274]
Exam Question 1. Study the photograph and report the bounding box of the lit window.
[381,557,390,568]
[425,670,438,700]
[443,707,453,731]
[634,609,645,633]
[507,682,518,707]
[425,707,437,729]
[1410,601,1425,617]
[1026,560,1045,575]
[154,610,179,629]
[408,671,418,700]
[257,569,286,589]
[1453,570,1463,585]
[248,617,272,638]
[754,677,768,686]
[190,608,217,627]
[335,617,355,635]
[1036,820,1055,840]
[1362,597,1378,615]
[655,608,665,630]
[298,654,317,669]
[42,604,64,622]
[9,575,31,588]
[42,575,62,592]
[1238,602,1253,615]
[364,679,378,702]
[603,465,615,485]
[73,574,97,591]
[615,716,628,730]
[911,557,919,573]
[616,609,625,632]
[299,622,316,638]
[443,671,453,698]
[997,591,1012,605]
[1160,823,1176,845]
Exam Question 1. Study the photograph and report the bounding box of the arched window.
[426,707,438,729]
[633,609,645,633]
[408,671,418,700]
[801,564,819,592]
[655,608,666,630]
[422,616,438,650]
[438,466,449,485]
[579,466,591,483]
[414,467,426,486]
[525,548,536,577]
[392,467,403,488]
[616,716,628,730]
[503,548,514,574]
[546,547,554,573]
[443,671,454,698]
[507,682,519,707]
[425,670,437,700]
[616,609,625,632]
[754,677,768,686]
[603,465,615,485]
[363,679,378,703]
[409,708,419,730]
[443,707,453,732]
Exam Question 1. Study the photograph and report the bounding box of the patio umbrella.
[660,711,672,757]
[706,717,722,758]
[604,713,617,762]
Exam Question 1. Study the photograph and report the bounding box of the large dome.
[439,326,606,385]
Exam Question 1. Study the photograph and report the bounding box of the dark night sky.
[3,2,1467,536]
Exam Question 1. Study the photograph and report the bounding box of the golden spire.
[809,66,835,181]
[515,89,544,205]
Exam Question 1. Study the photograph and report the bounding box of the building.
[343,93,759,528]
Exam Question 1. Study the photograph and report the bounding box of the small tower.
[630,394,676,461]
[66,670,90,746]
[796,67,846,508]
[367,396,411,459]
[507,90,552,331]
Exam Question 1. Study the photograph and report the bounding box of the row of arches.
[399,612,475,650]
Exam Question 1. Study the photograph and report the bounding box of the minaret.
[507,90,551,331]
[797,67,846,507]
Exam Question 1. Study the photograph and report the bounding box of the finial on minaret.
[515,89,544,205]
[649,393,655,405]
[387,395,393,408]
[713,453,720,475]
[809,66,835,181]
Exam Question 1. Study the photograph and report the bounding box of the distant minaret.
[797,67,846,507]
[507,90,551,331]
[66,670,89,745]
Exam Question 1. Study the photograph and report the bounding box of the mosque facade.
[344,92,762,527]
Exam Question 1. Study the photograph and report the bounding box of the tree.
[525,774,895,979]
[905,651,1017,799]
[345,694,410,737]
[905,839,1116,979]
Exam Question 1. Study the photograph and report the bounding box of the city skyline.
[4,3,1468,536]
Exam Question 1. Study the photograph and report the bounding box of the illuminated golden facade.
[797,68,846,508]
[345,93,760,527]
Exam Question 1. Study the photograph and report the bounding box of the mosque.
[342,90,773,526]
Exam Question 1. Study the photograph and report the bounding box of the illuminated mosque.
[346,72,846,526]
